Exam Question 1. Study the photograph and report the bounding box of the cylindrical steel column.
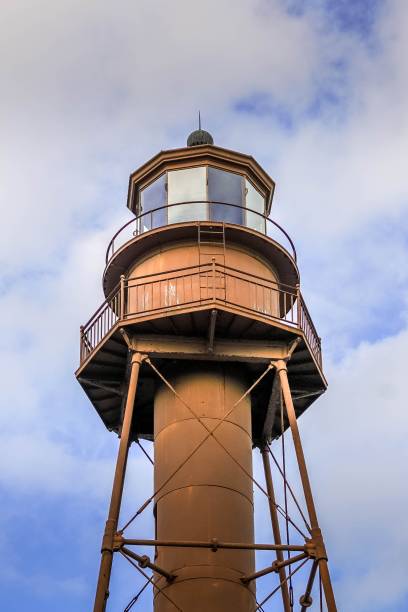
[153,363,255,611]
[276,360,337,612]
[93,352,143,612]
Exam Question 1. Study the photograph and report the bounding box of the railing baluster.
[296,284,301,327]
[80,326,84,362]
[212,258,216,300]
[120,275,125,320]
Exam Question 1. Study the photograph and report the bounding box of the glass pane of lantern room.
[167,167,207,223]
[208,167,244,224]
[140,174,167,232]
[245,179,265,233]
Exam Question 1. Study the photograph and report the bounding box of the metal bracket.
[113,532,124,552]
[306,529,328,561]
[119,327,133,349]
[207,309,217,353]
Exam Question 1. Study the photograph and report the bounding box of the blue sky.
[1,0,408,610]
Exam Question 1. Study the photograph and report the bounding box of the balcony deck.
[76,261,326,442]
[80,261,321,370]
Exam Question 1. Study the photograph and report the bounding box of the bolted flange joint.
[299,594,313,607]
[138,555,150,569]
[101,521,124,554]
[211,538,219,552]
[113,532,124,552]
[306,528,328,561]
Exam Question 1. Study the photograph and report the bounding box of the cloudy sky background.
[1,0,407,609]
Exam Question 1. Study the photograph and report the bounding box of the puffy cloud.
[0,0,407,610]
[300,324,408,611]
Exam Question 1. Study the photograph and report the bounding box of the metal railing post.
[212,257,216,301]
[80,325,84,362]
[296,284,301,328]
[120,274,125,320]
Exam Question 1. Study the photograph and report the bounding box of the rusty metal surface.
[153,364,255,611]
[103,222,299,296]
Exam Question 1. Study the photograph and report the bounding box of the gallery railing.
[105,201,297,265]
[80,262,321,368]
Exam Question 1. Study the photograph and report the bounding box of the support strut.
[261,446,291,612]
[93,352,144,612]
[274,359,337,612]
[121,547,176,582]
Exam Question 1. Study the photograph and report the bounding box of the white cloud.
[0,0,407,609]
[272,1,408,235]
[299,324,408,611]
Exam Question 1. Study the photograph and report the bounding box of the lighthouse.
[76,129,336,611]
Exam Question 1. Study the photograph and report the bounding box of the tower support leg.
[275,359,337,612]
[260,446,291,612]
[93,352,144,612]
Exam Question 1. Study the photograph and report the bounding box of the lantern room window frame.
[137,164,267,234]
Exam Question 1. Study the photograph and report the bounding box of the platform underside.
[76,305,326,447]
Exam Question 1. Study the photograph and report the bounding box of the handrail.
[80,262,322,368]
[124,261,296,293]
[81,282,120,330]
[105,201,297,265]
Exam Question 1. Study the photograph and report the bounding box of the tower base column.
[153,363,256,612]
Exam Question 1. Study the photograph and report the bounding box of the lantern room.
[126,133,275,235]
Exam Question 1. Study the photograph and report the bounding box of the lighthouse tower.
[76,129,337,611]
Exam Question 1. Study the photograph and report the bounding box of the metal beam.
[130,334,290,363]
[121,547,176,582]
[300,560,319,611]
[261,446,291,611]
[93,352,144,612]
[121,538,306,553]
[241,552,309,583]
[274,359,337,612]
[262,373,281,443]
[207,309,217,352]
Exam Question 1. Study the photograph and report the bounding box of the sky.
[1,0,407,610]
